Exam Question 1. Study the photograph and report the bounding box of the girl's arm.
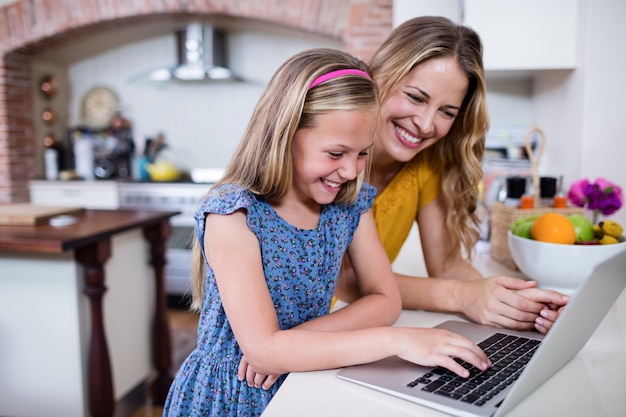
[207,210,489,377]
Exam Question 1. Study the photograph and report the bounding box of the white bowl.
[507,230,626,295]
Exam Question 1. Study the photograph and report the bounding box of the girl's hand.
[237,356,282,390]
[397,328,491,378]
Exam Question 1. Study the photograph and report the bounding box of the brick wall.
[0,0,392,203]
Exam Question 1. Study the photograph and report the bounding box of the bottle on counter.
[553,194,568,208]
[520,194,535,209]
[73,132,95,180]
[552,175,568,208]
[43,133,66,180]
[44,147,59,180]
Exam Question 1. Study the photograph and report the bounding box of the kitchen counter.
[0,209,179,417]
[0,209,176,253]
[262,247,626,417]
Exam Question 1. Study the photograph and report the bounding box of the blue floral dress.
[163,183,375,417]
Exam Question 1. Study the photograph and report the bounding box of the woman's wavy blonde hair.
[368,16,489,259]
[190,48,379,311]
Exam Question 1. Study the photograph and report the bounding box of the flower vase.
[585,209,601,226]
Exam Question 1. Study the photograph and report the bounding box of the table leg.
[143,221,173,405]
[76,239,114,417]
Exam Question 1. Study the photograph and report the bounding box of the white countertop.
[261,247,626,417]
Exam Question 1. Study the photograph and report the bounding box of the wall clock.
[81,86,120,129]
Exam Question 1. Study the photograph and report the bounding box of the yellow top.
[371,147,442,263]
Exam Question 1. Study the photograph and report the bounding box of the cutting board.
[0,204,85,226]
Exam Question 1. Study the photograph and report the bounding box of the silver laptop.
[337,251,626,417]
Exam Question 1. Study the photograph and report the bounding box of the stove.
[119,181,211,226]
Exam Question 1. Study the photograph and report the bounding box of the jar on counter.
[73,136,95,180]
[44,148,59,180]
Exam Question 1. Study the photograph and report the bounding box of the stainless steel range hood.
[144,23,240,82]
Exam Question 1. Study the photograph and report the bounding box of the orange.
[531,213,577,244]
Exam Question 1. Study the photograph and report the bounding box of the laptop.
[337,251,626,417]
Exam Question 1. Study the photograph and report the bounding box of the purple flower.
[567,179,589,207]
[567,177,623,216]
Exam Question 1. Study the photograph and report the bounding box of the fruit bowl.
[507,231,626,295]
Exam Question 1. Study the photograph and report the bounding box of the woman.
[335,16,568,334]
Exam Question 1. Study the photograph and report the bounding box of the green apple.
[568,214,595,242]
[510,215,537,239]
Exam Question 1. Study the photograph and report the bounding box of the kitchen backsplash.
[50,30,534,177]
[57,27,342,172]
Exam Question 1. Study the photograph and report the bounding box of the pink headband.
[308,69,371,90]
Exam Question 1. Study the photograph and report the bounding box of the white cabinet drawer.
[29,180,120,209]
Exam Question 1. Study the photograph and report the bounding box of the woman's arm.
[297,211,402,331]
[413,195,568,332]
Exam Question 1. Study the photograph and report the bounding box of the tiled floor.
[129,307,199,417]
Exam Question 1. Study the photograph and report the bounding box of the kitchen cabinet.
[393,0,578,71]
[29,180,120,209]
[464,0,577,71]
[0,210,177,417]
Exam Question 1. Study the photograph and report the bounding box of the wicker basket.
[489,202,585,270]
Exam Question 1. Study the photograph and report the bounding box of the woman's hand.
[238,356,283,390]
[532,304,567,334]
[455,276,569,333]
[515,287,569,334]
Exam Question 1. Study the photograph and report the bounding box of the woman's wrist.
[448,279,468,314]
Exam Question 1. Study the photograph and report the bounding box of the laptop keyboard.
[407,333,541,406]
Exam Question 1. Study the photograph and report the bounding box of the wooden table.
[0,209,179,417]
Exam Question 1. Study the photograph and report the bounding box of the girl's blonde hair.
[190,48,378,311]
[368,16,489,260]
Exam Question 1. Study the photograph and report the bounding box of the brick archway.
[0,0,391,203]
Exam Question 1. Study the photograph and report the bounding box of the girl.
[163,48,489,417]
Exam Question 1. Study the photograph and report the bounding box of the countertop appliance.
[69,125,135,180]
[118,180,216,303]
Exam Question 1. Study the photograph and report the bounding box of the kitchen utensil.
[540,177,557,198]
[524,126,546,208]
[190,168,225,183]
[49,215,79,227]
[146,160,180,182]
[505,176,526,206]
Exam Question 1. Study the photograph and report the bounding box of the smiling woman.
[334,16,574,338]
